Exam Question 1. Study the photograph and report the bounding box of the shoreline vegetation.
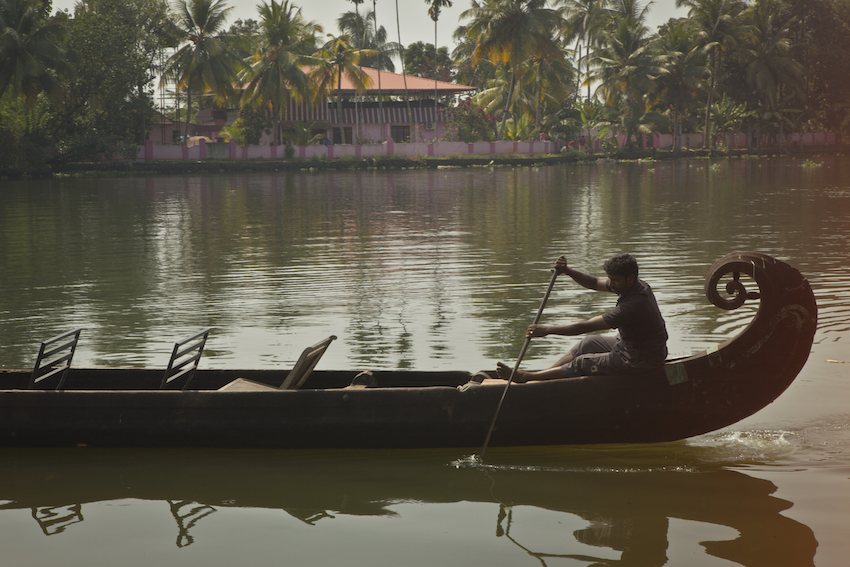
[3,0,850,179]
[52,144,849,177]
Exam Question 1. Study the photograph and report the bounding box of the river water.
[1,156,849,566]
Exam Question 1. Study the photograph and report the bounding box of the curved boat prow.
[663,252,818,437]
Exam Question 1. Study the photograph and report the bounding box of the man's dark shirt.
[602,279,668,369]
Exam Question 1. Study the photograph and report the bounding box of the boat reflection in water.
[0,443,816,566]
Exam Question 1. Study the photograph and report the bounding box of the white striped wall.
[283,103,447,125]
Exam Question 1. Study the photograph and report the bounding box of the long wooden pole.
[480,268,559,461]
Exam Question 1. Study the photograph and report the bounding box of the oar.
[480,267,560,461]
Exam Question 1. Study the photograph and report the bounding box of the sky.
[53,0,688,50]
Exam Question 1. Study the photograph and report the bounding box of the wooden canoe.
[0,252,817,449]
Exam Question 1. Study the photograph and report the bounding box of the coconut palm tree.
[343,0,366,140]
[457,0,564,139]
[338,7,400,141]
[523,54,575,135]
[450,32,496,92]
[371,0,382,139]
[710,93,747,149]
[604,0,651,25]
[739,0,803,149]
[653,18,708,151]
[558,0,609,101]
[337,9,398,71]
[740,0,802,112]
[588,14,666,147]
[675,0,747,148]
[425,0,452,113]
[240,0,320,145]
[473,64,514,118]
[0,0,73,108]
[309,33,374,144]
[394,0,414,140]
[162,0,244,141]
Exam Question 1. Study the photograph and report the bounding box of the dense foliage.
[2,0,850,175]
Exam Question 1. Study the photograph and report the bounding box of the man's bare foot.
[496,361,528,383]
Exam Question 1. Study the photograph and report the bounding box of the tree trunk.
[337,67,345,144]
[704,52,716,149]
[373,0,384,141]
[273,103,281,146]
[434,19,439,124]
[355,3,362,143]
[395,0,414,142]
[574,41,583,101]
[677,121,682,154]
[498,73,517,140]
[535,84,541,136]
[185,88,192,144]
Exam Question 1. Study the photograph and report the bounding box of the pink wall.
[140,132,837,161]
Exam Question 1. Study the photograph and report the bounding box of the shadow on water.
[0,433,817,567]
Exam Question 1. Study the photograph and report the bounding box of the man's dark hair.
[603,254,639,278]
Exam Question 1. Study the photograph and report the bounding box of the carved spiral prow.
[704,252,806,312]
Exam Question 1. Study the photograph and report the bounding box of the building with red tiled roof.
[193,66,477,146]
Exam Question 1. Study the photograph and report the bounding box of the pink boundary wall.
[141,133,838,161]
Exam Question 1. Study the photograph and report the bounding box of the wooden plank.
[217,378,277,392]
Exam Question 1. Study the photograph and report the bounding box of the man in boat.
[496,254,668,382]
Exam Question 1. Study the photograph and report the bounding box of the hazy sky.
[297,0,687,48]
[54,0,687,50]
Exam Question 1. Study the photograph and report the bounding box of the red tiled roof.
[313,66,476,96]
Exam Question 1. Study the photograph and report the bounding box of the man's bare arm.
[527,315,610,338]
[554,256,609,292]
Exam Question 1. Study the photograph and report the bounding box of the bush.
[446,98,497,143]
[224,108,272,146]
[601,137,619,156]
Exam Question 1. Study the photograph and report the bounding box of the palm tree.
[588,14,666,147]
[740,0,802,111]
[371,0,385,138]
[739,0,803,149]
[451,31,498,94]
[675,0,747,148]
[162,0,244,142]
[240,0,320,146]
[474,64,513,118]
[344,0,366,140]
[394,0,414,141]
[604,0,651,24]
[710,94,746,150]
[338,7,400,141]
[653,18,707,152]
[558,0,609,101]
[425,0,452,115]
[457,0,564,139]
[0,0,73,109]
[523,55,575,135]
[309,33,373,144]
[336,9,397,71]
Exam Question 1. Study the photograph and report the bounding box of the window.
[331,127,353,145]
[391,126,410,143]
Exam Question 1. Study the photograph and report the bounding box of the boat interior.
[0,328,485,392]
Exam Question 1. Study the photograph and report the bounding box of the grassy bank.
[37,143,850,177]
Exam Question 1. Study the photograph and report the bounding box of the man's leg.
[543,334,616,369]
[496,335,618,382]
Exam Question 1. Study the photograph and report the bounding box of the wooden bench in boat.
[161,328,211,390]
[28,329,83,391]
[218,336,337,392]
